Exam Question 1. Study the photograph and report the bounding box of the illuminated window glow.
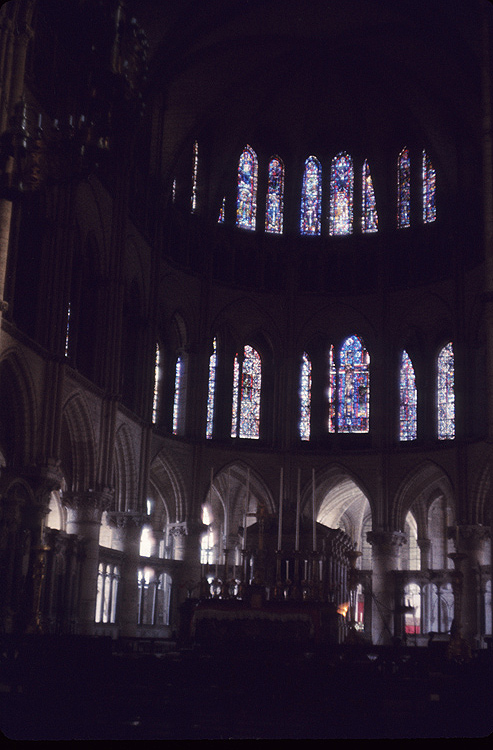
[329,151,353,235]
[362,159,378,233]
[437,342,455,440]
[265,156,284,234]
[191,140,198,212]
[422,150,436,223]
[337,335,370,433]
[218,196,225,224]
[300,352,312,441]
[172,355,183,435]
[398,148,411,228]
[231,345,261,439]
[236,145,258,230]
[152,343,161,425]
[400,350,417,441]
[300,156,322,235]
[206,337,217,439]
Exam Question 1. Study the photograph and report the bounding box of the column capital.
[367,529,407,553]
[106,510,147,530]
[63,489,113,524]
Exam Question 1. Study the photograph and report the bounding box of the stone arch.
[392,459,455,532]
[0,348,37,466]
[313,463,373,550]
[113,424,139,513]
[150,448,187,524]
[60,392,97,492]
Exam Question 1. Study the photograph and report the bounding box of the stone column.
[64,490,111,635]
[417,538,432,570]
[108,511,146,638]
[367,530,407,646]
[454,524,491,648]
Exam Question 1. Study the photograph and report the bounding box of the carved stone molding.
[106,510,147,530]
[168,521,188,538]
[63,489,114,524]
[367,530,407,555]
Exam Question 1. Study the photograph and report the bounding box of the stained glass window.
[172,355,183,435]
[191,140,198,212]
[362,159,378,233]
[231,345,261,439]
[337,335,370,433]
[152,343,161,425]
[265,156,284,234]
[172,178,176,203]
[206,338,217,439]
[400,350,417,441]
[236,145,258,230]
[65,301,71,357]
[437,342,455,440]
[422,150,436,223]
[218,196,225,224]
[329,151,353,235]
[397,148,411,228]
[300,156,322,235]
[300,352,312,441]
[328,344,336,433]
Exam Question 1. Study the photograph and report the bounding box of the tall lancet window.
[172,354,186,435]
[152,343,161,425]
[236,145,258,230]
[218,196,225,224]
[437,342,455,440]
[206,337,217,439]
[299,352,312,441]
[191,140,199,212]
[362,159,378,233]
[329,151,353,235]
[422,150,436,223]
[64,302,71,357]
[399,350,417,441]
[337,335,370,433]
[265,156,284,234]
[300,156,322,235]
[231,345,262,439]
[397,147,411,228]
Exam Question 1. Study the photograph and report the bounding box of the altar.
[190,599,336,647]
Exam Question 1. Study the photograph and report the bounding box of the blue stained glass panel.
[337,335,370,433]
[329,152,353,235]
[206,338,217,439]
[399,350,417,441]
[231,345,261,439]
[300,352,312,441]
[422,150,436,223]
[398,148,411,228]
[236,146,258,230]
[437,342,455,440]
[362,159,378,233]
[265,156,284,234]
[300,156,322,235]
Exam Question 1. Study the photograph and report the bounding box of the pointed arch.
[332,334,370,433]
[392,459,455,531]
[113,423,139,513]
[60,392,97,492]
[0,349,37,466]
